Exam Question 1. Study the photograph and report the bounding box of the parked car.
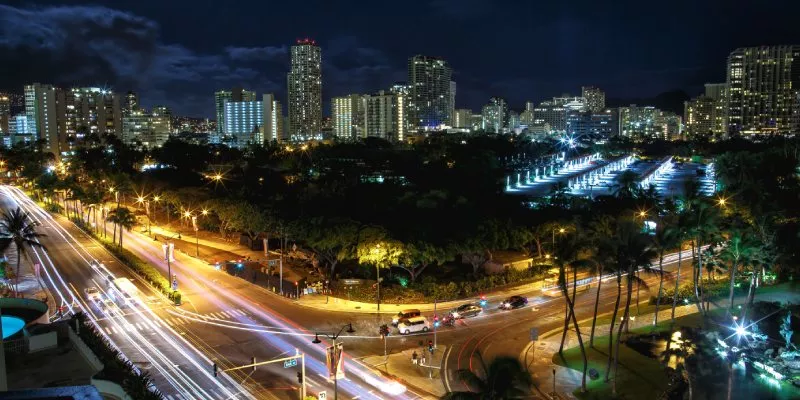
[392,309,421,326]
[451,303,482,319]
[397,316,430,335]
[499,295,528,310]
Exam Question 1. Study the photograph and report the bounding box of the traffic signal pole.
[213,351,306,399]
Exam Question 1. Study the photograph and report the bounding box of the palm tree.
[588,214,615,347]
[608,219,656,396]
[553,229,590,392]
[669,212,690,323]
[442,356,533,399]
[718,228,758,315]
[0,208,46,295]
[652,220,678,326]
[107,208,136,248]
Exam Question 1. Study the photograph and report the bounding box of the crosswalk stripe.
[166,395,174,400]
[207,312,219,319]
[105,327,112,334]
[126,324,135,332]
[219,311,231,318]
[136,322,145,330]
[234,309,245,316]
[212,312,224,319]
[146,320,159,330]
[112,326,119,334]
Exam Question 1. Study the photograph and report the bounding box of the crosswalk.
[102,308,249,335]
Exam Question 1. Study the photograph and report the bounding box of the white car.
[397,316,430,335]
[84,287,102,301]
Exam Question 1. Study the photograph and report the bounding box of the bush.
[652,277,747,305]
[71,313,163,399]
[70,218,182,305]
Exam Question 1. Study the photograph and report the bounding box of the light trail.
[1,185,252,399]
[114,204,413,399]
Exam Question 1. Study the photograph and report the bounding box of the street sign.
[267,259,278,267]
[318,391,327,400]
[283,358,297,368]
[530,327,539,341]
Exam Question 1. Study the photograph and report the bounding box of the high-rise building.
[124,91,139,115]
[151,106,172,146]
[726,46,800,135]
[223,100,264,146]
[122,105,172,148]
[508,110,520,131]
[408,55,452,130]
[261,94,283,142]
[449,81,457,126]
[704,83,726,101]
[470,114,483,132]
[481,97,507,133]
[684,93,725,139]
[24,83,59,155]
[581,86,606,113]
[619,105,680,140]
[332,94,364,139]
[0,95,9,135]
[214,87,256,142]
[566,109,617,138]
[453,109,472,129]
[287,39,322,138]
[363,90,398,140]
[390,84,412,140]
[57,87,122,145]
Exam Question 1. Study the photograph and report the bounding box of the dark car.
[500,296,528,310]
[451,303,482,319]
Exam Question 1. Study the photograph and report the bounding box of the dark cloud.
[0,4,400,116]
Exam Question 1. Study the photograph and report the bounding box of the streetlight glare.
[558,228,565,234]
[202,209,209,216]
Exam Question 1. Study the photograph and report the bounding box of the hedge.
[71,218,182,305]
[651,277,747,305]
[71,313,163,400]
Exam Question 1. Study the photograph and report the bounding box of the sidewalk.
[296,279,546,314]
[522,301,702,400]
[524,288,800,399]
[360,345,447,399]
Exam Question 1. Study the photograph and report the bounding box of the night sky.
[1,0,798,118]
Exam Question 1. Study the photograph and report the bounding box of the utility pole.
[433,298,438,350]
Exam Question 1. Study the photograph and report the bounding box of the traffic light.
[433,314,440,327]
[213,363,217,377]
[379,324,390,337]
[297,371,303,384]
[479,295,487,306]
[428,340,434,353]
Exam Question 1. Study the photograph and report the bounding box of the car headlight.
[452,312,460,318]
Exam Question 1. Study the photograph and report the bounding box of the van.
[397,316,430,335]
[392,309,421,325]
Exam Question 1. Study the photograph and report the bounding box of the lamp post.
[372,244,383,313]
[312,323,355,400]
[191,215,199,257]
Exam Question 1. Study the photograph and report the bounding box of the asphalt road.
[3,185,697,400]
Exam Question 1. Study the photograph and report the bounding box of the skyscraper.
[214,88,256,143]
[408,55,452,130]
[332,94,364,139]
[287,39,322,138]
[481,97,507,133]
[726,45,800,135]
[363,90,396,140]
[449,81,457,126]
[453,109,472,129]
[0,95,9,135]
[24,83,59,155]
[581,86,605,113]
[262,94,283,143]
[57,87,122,141]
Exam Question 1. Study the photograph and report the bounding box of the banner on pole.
[326,343,345,380]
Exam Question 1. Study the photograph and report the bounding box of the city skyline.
[1,1,799,118]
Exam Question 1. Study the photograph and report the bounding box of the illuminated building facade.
[288,39,322,137]
[408,55,452,130]
[726,45,800,135]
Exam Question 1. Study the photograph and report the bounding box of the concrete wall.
[28,331,57,353]
[67,326,104,373]
[91,378,134,400]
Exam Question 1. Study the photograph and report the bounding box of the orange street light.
[201,209,209,216]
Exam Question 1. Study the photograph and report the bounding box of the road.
[1,186,252,399]
[3,185,699,399]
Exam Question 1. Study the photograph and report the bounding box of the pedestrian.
[421,355,426,366]
[412,351,418,365]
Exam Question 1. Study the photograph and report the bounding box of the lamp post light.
[311,324,355,400]
[191,215,199,257]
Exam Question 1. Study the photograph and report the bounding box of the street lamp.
[372,244,383,312]
[311,324,355,400]
[191,215,199,257]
